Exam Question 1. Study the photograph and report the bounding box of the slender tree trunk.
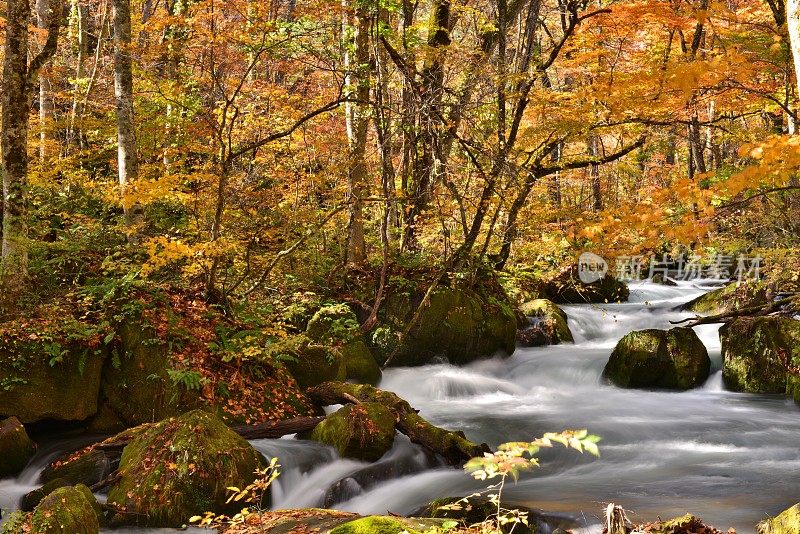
[68,0,89,148]
[2,0,62,297]
[589,136,603,211]
[37,0,55,162]
[112,0,141,228]
[548,143,562,208]
[788,0,800,99]
[342,0,369,266]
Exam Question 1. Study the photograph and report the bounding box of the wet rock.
[310,402,396,462]
[633,513,725,533]
[30,485,102,534]
[681,281,770,314]
[20,478,71,512]
[40,448,114,487]
[274,334,346,389]
[329,516,446,534]
[721,317,800,396]
[0,415,36,477]
[517,299,573,347]
[106,409,265,527]
[603,328,710,390]
[218,508,359,533]
[544,265,629,304]
[758,503,800,533]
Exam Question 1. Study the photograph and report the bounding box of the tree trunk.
[112,0,141,228]
[342,0,369,266]
[589,136,603,211]
[788,0,800,99]
[37,0,55,162]
[308,382,490,466]
[68,0,89,148]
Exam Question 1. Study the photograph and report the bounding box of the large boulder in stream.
[681,280,770,315]
[310,402,396,461]
[306,304,382,385]
[517,299,574,346]
[544,264,629,304]
[759,503,800,533]
[721,317,800,396]
[603,328,710,390]
[0,415,36,477]
[373,282,517,367]
[217,510,446,534]
[106,409,265,527]
[30,484,102,534]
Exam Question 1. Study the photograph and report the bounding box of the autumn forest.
[0,0,800,533]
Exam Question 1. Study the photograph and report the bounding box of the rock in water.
[681,280,769,314]
[603,328,710,390]
[310,402,396,462]
[0,416,36,477]
[30,485,102,534]
[721,317,800,396]
[544,264,629,304]
[106,409,265,527]
[517,299,574,347]
[759,503,800,533]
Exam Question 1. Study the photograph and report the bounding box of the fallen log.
[671,294,800,327]
[232,416,326,440]
[308,382,490,466]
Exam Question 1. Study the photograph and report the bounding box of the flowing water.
[2,281,799,533]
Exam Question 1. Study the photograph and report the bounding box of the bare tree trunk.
[788,0,800,99]
[2,0,62,297]
[548,143,562,208]
[112,0,141,229]
[589,136,603,211]
[68,0,89,148]
[37,0,55,162]
[342,0,369,266]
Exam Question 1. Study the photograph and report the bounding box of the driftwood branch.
[308,382,490,466]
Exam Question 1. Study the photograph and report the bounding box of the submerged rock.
[106,409,265,527]
[0,415,36,477]
[517,299,574,346]
[30,484,102,534]
[681,280,770,315]
[603,328,710,390]
[759,503,800,533]
[544,264,629,304]
[310,402,396,461]
[721,317,800,396]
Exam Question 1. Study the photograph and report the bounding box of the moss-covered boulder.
[603,328,710,390]
[517,299,574,347]
[374,283,516,367]
[635,513,724,533]
[106,409,265,527]
[544,264,629,304]
[759,503,800,533]
[21,478,71,512]
[310,402,396,461]
[0,340,106,423]
[330,516,445,534]
[30,485,101,534]
[416,496,535,533]
[99,318,200,427]
[0,416,36,477]
[682,281,770,315]
[721,317,800,395]
[306,304,381,385]
[274,334,346,389]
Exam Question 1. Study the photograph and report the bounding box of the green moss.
[721,317,800,394]
[30,485,100,534]
[341,339,382,385]
[0,416,36,476]
[603,328,710,390]
[21,478,71,512]
[310,402,396,461]
[106,409,265,527]
[683,281,769,314]
[277,334,346,389]
[544,265,629,304]
[330,516,421,534]
[759,503,800,534]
